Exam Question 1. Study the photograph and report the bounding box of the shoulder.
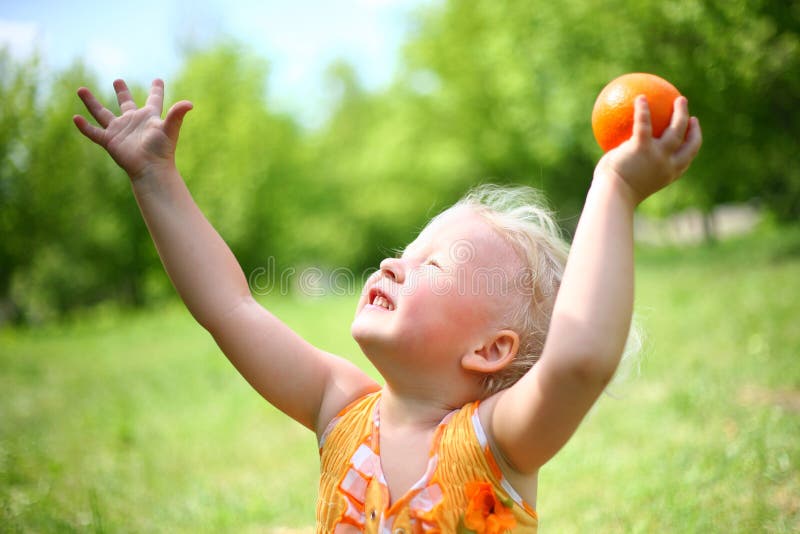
[318,390,381,448]
[316,361,380,439]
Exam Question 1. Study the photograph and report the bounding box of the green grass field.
[2,226,799,533]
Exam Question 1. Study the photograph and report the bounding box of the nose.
[379,257,405,283]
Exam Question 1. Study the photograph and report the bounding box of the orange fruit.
[591,73,682,152]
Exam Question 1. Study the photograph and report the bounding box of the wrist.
[129,161,179,183]
[588,169,639,218]
[591,165,641,210]
[130,163,183,198]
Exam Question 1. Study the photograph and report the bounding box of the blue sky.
[0,0,431,125]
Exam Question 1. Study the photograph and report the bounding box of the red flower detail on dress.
[459,481,517,534]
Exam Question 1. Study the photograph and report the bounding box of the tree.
[7,61,162,321]
[0,49,41,320]
[396,0,800,223]
[171,42,309,278]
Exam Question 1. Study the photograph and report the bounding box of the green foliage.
[1,43,310,322]
[1,55,160,322]
[624,0,800,219]
[170,42,309,274]
[307,61,476,270]
[0,49,41,301]
[395,0,800,219]
[1,0,798,321]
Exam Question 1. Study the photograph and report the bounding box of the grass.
[2,225,799,532]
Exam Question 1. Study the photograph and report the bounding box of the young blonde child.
[74,79,701,532]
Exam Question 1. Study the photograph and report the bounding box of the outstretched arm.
[489,96,703,473]
[76,80,245,329]
[74,80,377,433]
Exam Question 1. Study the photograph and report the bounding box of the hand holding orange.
[591,73,682,152]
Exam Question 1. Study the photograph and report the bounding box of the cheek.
[455,299,493,333]
[414,286,488,331]
[406,267,457,298]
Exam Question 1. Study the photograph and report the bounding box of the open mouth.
[368,287,395,311]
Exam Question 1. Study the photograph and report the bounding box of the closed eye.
[425,258,442,269]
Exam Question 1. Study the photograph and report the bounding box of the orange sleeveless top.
[316,392,538,533]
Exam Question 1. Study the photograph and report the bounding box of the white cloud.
[0,19,40,60]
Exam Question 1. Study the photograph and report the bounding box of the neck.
[357,342,487,419]
[379,384,455,430]
[378,372,484,430]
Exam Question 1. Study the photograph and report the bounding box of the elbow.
[195,295,254,334]
[543,314,631,387]
[546,344,623,388]
[569,353,618,388]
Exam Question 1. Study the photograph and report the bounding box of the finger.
[631,95,653,142]
[163,100,193,144]
[114,79,137,113]
[663,96,689,150]
[673,117,703,171]
[73,114,106,145]
[77,87,115,128]
[145,79,165,114]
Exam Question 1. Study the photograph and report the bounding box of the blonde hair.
[450,184,644,396]
[449,184,570,395]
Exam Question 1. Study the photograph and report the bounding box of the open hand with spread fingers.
[73,79,193,181]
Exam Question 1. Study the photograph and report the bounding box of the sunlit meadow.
[2,226,798,532]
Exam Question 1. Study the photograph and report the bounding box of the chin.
[350,316,375,347]
[350,316,396,357]
[350,321,365,344]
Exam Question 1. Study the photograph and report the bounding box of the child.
[74,79,701,532]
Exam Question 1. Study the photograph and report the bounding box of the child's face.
[351,206,521,376]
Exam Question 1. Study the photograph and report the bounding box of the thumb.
[164,100,193,144]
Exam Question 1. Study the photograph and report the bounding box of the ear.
[461,329,520,374]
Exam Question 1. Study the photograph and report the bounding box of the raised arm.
[74,80,377,433]
[488,96,703,473]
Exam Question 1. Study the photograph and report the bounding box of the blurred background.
[1,0,798,532]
